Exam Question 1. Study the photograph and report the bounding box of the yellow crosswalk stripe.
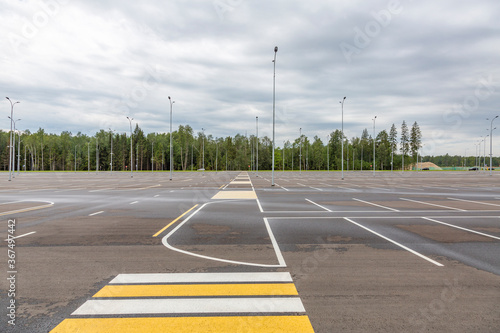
[51,316,315,333]
[94,283,298,298]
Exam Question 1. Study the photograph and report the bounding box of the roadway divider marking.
[153,205,199,237]
[0,201,54,216]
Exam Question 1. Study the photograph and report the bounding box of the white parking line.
[305,199,332,212]
[422,217,500,240]
[400,198,466,211]
[448,197,500,207]
[5,231,36,241]
[337,186,357,191]
[353,198,400,212]
[343,217,444,267]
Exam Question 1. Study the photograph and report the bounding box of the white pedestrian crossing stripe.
[50,272,315,333]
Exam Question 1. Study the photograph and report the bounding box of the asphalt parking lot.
[1,170,499,332]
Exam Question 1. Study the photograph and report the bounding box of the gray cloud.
[1,0,499,155]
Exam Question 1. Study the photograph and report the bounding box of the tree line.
[1,120,495,172]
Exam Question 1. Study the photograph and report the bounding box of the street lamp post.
[6,97,19,181]
[9,117,21,179]
[283,141,285,172]
[256,116,259,177]
[127,117,134,178]
[17,123,21,175]
[340,97,346,180]
[96,137,99,173]
[87,142,90,173]
[373,116,377,176]
[488,116,498,176]
[483,135,489,171]
[202,128,205,176]
[109,128,115,173]
[326,135,330,172]
[168,96,175,181]
[299,128,302,175]
[271,46,278,186]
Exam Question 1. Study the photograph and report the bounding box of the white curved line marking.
[162,203,286,268]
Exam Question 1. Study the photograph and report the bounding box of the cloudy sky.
[1,0,500,156]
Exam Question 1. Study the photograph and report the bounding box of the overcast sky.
[2,0,500,156]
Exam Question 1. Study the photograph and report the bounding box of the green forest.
[1,120,498,172]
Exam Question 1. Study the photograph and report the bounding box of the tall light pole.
[6,97,19,181]
[9,117,21,179]
[373,116,377,176]
[299,128,302,175]
[283,140,285,172]
[96,137,99,173]
[87,142,90,173]
[127,117,134,178]
[488,116,498,176]
[271,46,278,186]
[109,128,115,173]
[202,128,205,176]
[256,116,259,177]
[168,96,175,180]
[483,134,488,171]
[340,97,346,180]
[17,122,21,175]
[326,135,330,172]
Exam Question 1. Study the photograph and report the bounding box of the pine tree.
[410,121,422,161]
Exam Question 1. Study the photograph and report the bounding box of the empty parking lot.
[1,171,499,332]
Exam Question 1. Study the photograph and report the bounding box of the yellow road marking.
[0,202,54,216]
[50,316,315,333]
[152,205,198,237]
[211,191,257,199]
[218,184,225,189]
[93,283,298,298]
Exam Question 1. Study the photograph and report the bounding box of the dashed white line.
[130,201,139,205]
[89,211,104,216]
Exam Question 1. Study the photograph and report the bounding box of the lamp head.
[274,46,278,53]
